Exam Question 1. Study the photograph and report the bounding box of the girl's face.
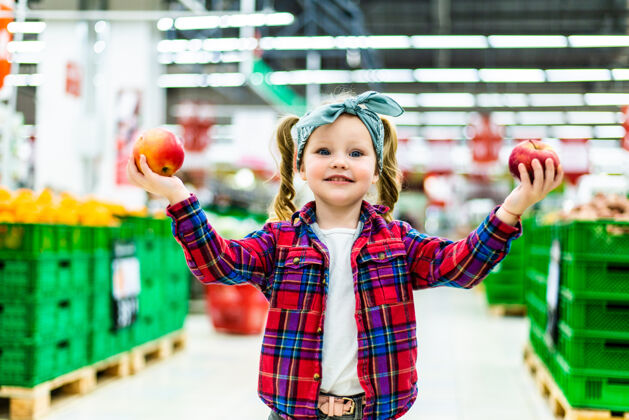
[299,114,379,212]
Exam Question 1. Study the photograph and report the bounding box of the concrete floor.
[3,287,555,420]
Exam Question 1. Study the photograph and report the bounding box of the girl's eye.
[350,150,363,157]
[316,148,330,155]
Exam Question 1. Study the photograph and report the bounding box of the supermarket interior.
[0,0,629,419]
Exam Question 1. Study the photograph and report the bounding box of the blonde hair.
[268,110,402,223]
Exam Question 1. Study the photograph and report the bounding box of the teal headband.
[292,91,404,173]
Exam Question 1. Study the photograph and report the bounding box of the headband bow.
[293,91,404,173]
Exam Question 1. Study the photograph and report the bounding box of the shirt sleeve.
[166,194,276,294]
[402,205,522,290]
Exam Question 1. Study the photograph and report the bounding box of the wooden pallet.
[0,330,186,420]
[488,303,527,317]
[523,344,629,420]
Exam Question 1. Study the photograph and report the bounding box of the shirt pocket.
[271,246,325,310]
[357,240,411,306]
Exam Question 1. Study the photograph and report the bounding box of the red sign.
[468,113,503,163]
[622,106,629,152]
[560,138,589,185]
[0,1,13,90]
[176,101,214,152]
[65,61,81,97]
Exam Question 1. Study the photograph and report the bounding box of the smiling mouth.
[325,176,354,182]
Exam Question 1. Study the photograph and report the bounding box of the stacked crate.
[525,219,629,411]
[0,217,190,388]
[0,223,92,387]
[483,218,530,306]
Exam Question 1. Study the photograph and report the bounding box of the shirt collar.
[291,200,390,226]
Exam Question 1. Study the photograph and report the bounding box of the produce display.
[525,193,629,411]
[559,193,629,222]
[0,187,189,387]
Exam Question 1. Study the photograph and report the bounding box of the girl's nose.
[331,157,348,168]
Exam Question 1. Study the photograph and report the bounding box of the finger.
[127,157,143,183]
[518,163,531,187]
[531,159,544,191]
[543,158,556,191]
[139,154,154,176]
[552,164,564,188]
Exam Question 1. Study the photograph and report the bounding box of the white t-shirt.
[311,222,364,396]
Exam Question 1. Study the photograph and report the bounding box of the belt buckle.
[342,397,355,415]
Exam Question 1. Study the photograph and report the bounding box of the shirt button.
[378,252,385,260]
[292,257,300,264]
[317,327,322,334]
[314,373,320,381]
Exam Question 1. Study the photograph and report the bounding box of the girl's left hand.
[502,158,564,216]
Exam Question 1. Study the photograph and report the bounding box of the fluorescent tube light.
[545,69,611,82]
[7,41,45,53]
[203,37,257,51]
[594,125,625,138]
[528,94,584,107]
[172,12,293,30]
[584,93,629,105]
[508,126,548,139]
[491,112,517,125]
[479,69,545,83]
[518,112,565,125]
[7,21,46,34]
[411,35,488,49]
[417,93,475,107]
[158,74,206,88]
[488,35,568,48]
[566,112,617,124]
[414,68,479,83]
[422,112,469,126]
[611,69,629,80]
[383,93,418,108]
[552,125,592,139]
[366,36,411,49]
[569,35,629,48]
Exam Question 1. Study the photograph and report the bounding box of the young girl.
[127,91,563,420]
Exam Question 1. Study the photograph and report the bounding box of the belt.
[317,393,365,417]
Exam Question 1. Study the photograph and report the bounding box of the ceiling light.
[479,69,545,83]
[612,69,629,80]
[552,125,593,138]
[7,21,46,34]
[383,93,417,108]
[158,74,206,88]
[508,126,548,139]
[518,111,565,125]
[488,35,568,48]
[545,69,611,82]
[366,36,411,49]
[584,93,629,105]
[417,93,475,107]
[566,112,617,124]
[594,125,625,138]
[7,41,45,53]
[411,35,488,49]
[422,112,469,125]
[414,68,479,82]
[491,112,517,125]
[569,35,629,48]
[528,94,584,107]
[171,12,293,30]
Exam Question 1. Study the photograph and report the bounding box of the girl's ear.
[299,163,307,181]
[372,170,379,184]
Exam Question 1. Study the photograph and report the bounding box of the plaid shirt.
[167,195,521,420]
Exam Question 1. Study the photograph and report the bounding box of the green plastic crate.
[133,314,163,346]
[88,325,134,364]
[0,334,88,387]
[525,269,547,302]
[0,295,89,343]
[526,292,548,332]
[561,256,629,297]
[91,250,112,295]
[0,223,92,258]
[557,322,629,372]
[485,282,524,305]
[551,352,629,411]
[559,288,629,334]
[0,253,91,299]
[530,322,552,369]
[557,220,629,262]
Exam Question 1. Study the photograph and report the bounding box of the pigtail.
[268,115,300,222]
[377,117,403,222]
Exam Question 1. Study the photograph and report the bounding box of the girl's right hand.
[127,154,190,205]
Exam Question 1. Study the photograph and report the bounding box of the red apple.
[133,128,185,176]
[508,139,560,181]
